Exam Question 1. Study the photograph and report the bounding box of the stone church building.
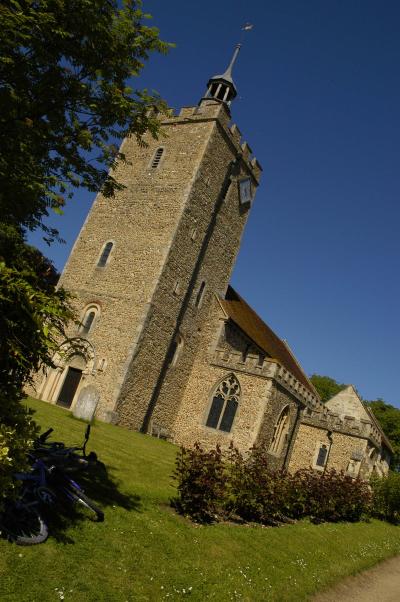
[31,46,392,477]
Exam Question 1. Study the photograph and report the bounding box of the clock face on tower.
[239,177,252,205]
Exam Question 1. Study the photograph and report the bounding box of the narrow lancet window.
[195,281,206,307]
[79,305,100,335]
[269,406,290,455]
[316,444,328,467]
[97,241,113,267]
[81,311,96,335]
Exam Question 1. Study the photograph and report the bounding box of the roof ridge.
[226,286,287,348]
[282,339,320,398]
[222,285,315,395]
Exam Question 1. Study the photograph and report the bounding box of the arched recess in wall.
[39,338,96,409]
[205,373,241,433]
[169,333,184,367]
[369,447,377,460]
[269,405,290,455]
[368,447,378,475]
[79,304,100,335]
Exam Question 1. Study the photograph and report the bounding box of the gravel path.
[312,556,400,601]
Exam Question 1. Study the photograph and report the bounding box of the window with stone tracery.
[206,374,240,433]
[269,406,290,455]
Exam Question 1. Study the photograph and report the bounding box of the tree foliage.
[310,374,346,403]
[0,0,170,241]
[0,0,170,506]
[367,399,400,468]
[371,471,400,522]
[0,224,73,508]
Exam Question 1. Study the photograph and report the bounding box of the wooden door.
[57,367,82,408]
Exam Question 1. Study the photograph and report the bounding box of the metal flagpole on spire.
[198,23,254,108]
[224,23,254,78]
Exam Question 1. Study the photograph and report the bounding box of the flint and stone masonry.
[32,48,392,477]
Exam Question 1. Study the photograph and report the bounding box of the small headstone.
[73,385,99,422]
[105,410,119,425]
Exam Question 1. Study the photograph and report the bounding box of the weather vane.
[225,23,254,78]
[239,22,254,45]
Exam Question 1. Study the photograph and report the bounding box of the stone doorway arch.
[39,338,95,410]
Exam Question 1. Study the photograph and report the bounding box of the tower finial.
[223,43,242,80]
[200,24,254,107]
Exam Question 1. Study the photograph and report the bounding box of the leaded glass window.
[206,374,240,433]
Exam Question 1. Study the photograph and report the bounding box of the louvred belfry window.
[206,374,240,433]
[151,147,164,169]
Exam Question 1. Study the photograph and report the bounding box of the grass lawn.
[1,398,400,602]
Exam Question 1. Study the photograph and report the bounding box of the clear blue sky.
[28,0,400,406]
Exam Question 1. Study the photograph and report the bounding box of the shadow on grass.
[42,461,141,544]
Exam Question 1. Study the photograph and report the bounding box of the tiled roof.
[220,286,317,396]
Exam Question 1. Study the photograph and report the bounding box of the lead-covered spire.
[200,24,253,107]
[203,44,241,104]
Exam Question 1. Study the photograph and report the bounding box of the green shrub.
[371,472,400,523]
[290,468,372,523]
[0,394,38,510]
[172,443,372,525]
[171,443,227,523]
[226,444,291,524]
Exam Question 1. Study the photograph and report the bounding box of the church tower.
[35,45,262,435]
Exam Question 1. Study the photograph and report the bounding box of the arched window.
[151,147,164,169]
[269,406,290,455]
[206,374,240,433]
[97,241,113,267]
[169,334,183,367]
[79,305,100,335]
